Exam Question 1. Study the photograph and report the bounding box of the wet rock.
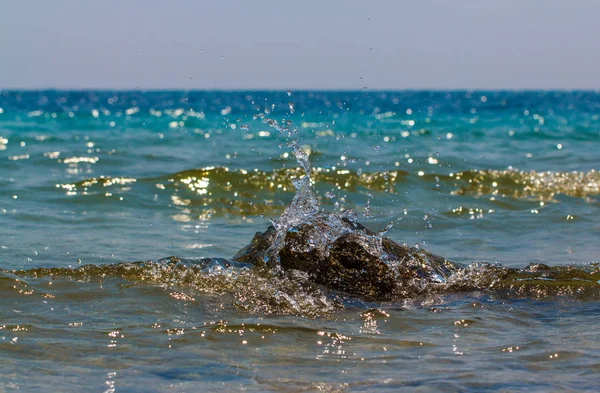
[233,216,463,300]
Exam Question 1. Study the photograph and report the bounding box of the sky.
[1,0,599,90]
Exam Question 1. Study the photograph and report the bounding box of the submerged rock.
[233,214,463,300]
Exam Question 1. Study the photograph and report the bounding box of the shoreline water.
[1,90,599,391]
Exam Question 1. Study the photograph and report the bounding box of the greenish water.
[1,91,599,392]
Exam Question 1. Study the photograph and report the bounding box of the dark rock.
[233,217,463,300]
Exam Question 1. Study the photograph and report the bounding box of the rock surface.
[233,216,463,300]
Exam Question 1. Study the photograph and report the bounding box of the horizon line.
[2,88,600,93]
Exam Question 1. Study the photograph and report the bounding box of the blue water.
[1,90,599,392]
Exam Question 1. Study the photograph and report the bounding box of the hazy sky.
[1,0,599,90]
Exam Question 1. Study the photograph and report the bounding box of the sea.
[1,90,599,392]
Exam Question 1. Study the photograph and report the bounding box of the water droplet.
[363,198,372,219]
[378,222,394,236]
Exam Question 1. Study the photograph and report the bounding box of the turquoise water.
[1,91,599,391]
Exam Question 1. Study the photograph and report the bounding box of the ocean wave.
[56,167,599,204]
[449,168,600,201]
[2,259,598,318]
[1,259,339,318]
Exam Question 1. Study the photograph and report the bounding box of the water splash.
[258,129,394,272]
[250,120,443,283]
[259,114,321,267]
[263,140,319,267]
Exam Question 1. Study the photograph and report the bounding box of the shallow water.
[1,91,599,391]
